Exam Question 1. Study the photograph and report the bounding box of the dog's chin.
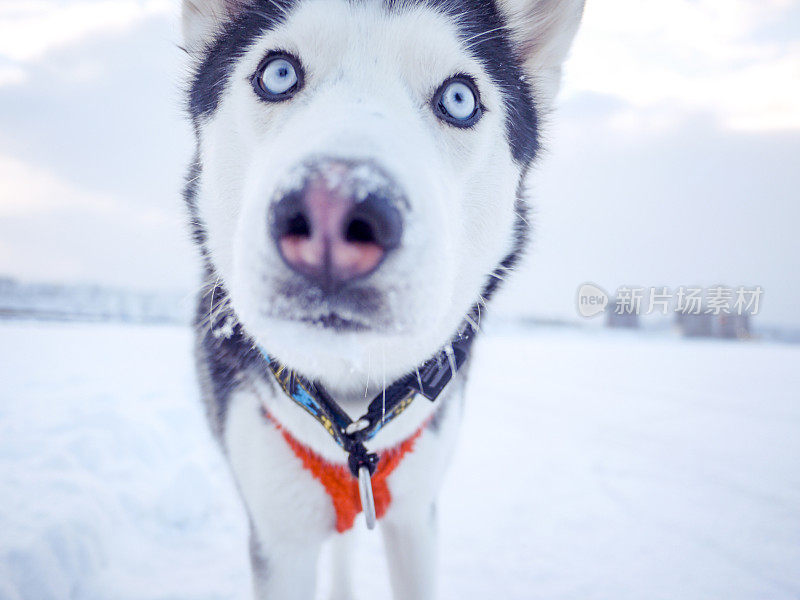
[240,308,446,392]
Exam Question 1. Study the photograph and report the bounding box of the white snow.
[1,322,799,599]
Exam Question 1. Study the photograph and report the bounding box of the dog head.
[183,0,583,389]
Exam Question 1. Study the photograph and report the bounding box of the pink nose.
[270,162,404,293]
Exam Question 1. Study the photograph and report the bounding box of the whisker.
[445,344,458,377]
[463,24,511,45]
[465,314,481,333]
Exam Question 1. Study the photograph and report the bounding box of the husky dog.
[182,0,583,597]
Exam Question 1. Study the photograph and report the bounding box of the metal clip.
[345,418,371,435]
[357,465,377,530]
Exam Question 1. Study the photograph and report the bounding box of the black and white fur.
[182,1,583,597]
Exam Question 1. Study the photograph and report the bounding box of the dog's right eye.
[252,53,303,101]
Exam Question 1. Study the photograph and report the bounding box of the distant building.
[716,313,750,339]
[675,310,751,339]
[675,311,713,337]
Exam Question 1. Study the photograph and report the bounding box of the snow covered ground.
[1,321,799,600]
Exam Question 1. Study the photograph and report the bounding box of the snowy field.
[1,321,799,600]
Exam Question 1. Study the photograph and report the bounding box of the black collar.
[260,317,477,479]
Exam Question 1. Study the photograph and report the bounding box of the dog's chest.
[222,379,464,535]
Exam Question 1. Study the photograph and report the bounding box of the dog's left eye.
[433,77,482,127]
[252,54,303,101]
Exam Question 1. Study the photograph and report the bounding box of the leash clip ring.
[358,466,377,530]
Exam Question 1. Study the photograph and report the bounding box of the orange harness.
[263,408,426,532]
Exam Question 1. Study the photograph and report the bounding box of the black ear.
[182,0,252,48]
[496,0,585,111]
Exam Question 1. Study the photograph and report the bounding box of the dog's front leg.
[249,529,322,600]
[225,391,331,599]
[381,503,438,600]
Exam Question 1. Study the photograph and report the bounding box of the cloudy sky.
[1,0,799,327]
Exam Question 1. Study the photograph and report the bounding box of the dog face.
[184,0,583,388]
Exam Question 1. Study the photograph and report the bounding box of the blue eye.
[434,77,482,126]
[253,53,303,101]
